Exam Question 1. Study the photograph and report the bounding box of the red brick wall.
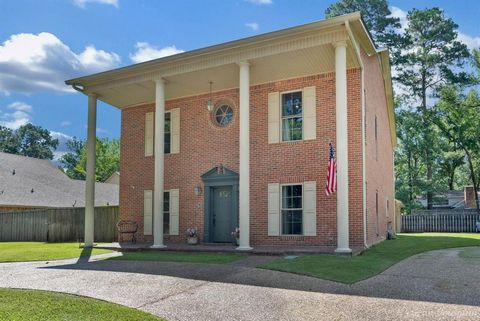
[120,69,366,247]
[362,49,395,246]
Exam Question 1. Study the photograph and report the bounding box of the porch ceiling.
[93,42,359,109]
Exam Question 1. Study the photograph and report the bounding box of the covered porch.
[65,13,374,253]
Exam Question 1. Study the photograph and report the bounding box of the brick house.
[66,12,395,252]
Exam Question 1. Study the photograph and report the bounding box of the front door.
[212,186,233,242]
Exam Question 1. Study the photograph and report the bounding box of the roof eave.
[65,12,363,88]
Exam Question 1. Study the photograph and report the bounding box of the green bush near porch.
[259,233,480,284]
[0,288,162,321]
[110,251,244,264]
[0,242,111,263]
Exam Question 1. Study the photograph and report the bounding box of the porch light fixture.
[207,81,214,111]
[194,186,203,196]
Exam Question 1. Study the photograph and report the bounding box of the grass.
[260,233,480,284]
[0,242,112,263]
[0,288,162,321]
[110,251,244,264]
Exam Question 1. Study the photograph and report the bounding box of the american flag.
[325,143,337,196]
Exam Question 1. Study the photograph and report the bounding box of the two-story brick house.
[66,12,395,253]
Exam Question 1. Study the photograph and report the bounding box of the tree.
[59,138,85,180]
[0,126,19,154]
[395,8,471,209]
[432,86,480,209]
[60,137,120,182]
[325,0,402,49]
[0,123,58,159]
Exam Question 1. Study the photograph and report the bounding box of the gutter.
[346,21,368,248]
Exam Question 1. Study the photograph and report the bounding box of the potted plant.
[186,228,198,245]
[231,227,240,246]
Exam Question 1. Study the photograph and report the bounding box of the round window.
[214,104,234,127]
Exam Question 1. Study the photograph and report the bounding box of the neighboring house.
[66,12,395,252]
[0,152,118,212]
[417,187,479,210]
[105,172,120,185]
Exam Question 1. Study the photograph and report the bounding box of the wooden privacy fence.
[0,206,118,242]
[402,211,480,233]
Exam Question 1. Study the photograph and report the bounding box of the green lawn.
[260,233,480,284]
[0,242,112,263]
[110,251,244,264]
[0,288,162,321]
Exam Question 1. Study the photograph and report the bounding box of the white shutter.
[268,92,280,144]
[169,189,179,235]
[268,183,280,236]
[170,108,180,154]
[303,86,316,140]
[143,190,153,235]
[145,112,154,156]
[303,181,317,236]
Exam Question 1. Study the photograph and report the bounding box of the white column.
[84,94,97,247]
[152,78,166,248]
[237,61,252,251]
[334,41,352,254]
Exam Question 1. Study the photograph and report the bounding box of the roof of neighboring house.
[104,171,120,184]
[0,152,118,208]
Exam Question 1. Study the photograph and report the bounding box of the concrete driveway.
[0,247,479,321]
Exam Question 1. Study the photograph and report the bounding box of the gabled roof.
[0,152,118,208]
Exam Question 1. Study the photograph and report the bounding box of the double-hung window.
[281,184,303,235]
[281,91,303,141]
[163,191,170,234]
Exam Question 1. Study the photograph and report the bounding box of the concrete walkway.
[0,248,479,320]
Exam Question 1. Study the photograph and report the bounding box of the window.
[281,91,303,141]
[386,198,390,217]
[281,184,303,235]
[214,104,234,127]
[164,112,171,154]
[163,191,170,234]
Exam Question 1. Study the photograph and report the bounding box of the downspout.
[346,21,368,248]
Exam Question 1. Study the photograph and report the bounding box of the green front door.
[212,186,233,242]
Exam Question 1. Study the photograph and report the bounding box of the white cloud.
[50,131,74,161]
[61,121,71,127]
[96,127,108,134]
[129,42,184,63]
[0,101,33,129]
[389,6,407,33]
[245,22,259,31]
[72,0,118,8]
[8,101,32,112]
[457,32,480,50]
[0,32,120,94]
[245,0,272,5]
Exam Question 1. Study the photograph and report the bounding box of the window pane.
[281,185,302,209]
[164,133,171,154]
[282,117,303,141]
[163,191,170,234]
[282,92,302,116]
[164,113,171,154]
[281,210,302,235]
[163,213,170,234]
[163,192,169,212]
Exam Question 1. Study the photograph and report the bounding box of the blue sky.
[1,0,479,157]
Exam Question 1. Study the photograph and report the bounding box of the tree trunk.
[449,169,455,191]
[421,71,434,209]
[464,149,479,210]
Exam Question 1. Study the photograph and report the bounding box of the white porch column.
[334,41,352,254]
[84,93,97,247]
[152,78,166,248]
[237,61,252,251]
